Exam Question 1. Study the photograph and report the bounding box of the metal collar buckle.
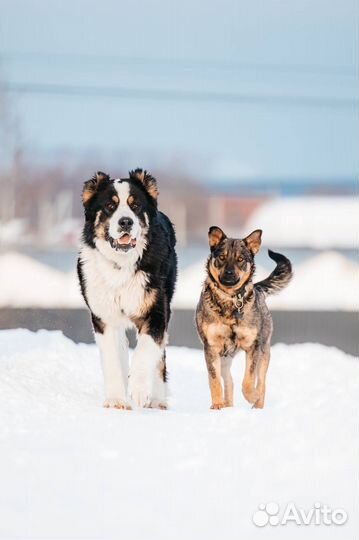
[236,294,244,311]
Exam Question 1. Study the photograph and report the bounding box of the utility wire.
[5,82,358,109]
[1,52,357,77]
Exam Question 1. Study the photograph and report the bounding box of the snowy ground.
[0,329,358,540]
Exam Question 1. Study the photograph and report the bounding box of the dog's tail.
[254,249,293,296]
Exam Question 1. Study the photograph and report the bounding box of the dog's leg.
[148,351,168,410]
[242,345,261,405]
[221,356,233,407]
[96,324,131,410]
[129,300,169,408]
[253,347,270,409]
[204,344,224,409]
[129,333,164,408]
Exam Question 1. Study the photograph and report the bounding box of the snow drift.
[0,329,357,540]
[0,252,82,308]
[244,196,359,249]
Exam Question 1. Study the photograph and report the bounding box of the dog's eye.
[106,202,116,211]
[218,254,225,262]
[131,202,141,211]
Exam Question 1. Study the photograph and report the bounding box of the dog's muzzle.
[220,268,239,287]
[109,232,137,252]
[220,277,240,287]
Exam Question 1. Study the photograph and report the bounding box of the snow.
[0,252,83,308]
[0,219,27,245]
[173,251,358,311]
[244,197,359,249]
[0,329,357,540]
[267,251,359,311]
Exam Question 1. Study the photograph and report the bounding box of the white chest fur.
[80,245,148,326]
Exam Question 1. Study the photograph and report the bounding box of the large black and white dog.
[77,169,177,410]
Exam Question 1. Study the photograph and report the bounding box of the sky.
[0,0,358,179]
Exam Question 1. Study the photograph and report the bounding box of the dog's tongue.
[118,234,131,245]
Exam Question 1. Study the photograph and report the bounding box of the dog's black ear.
[129,168,158,200]
[244,229,262,254]
[82,171,110,205]
[208,226,227,251]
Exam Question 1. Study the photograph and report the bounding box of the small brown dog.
[196,227,292,409]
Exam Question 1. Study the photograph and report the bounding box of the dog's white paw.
[128,377,152,408]
[103,398,132,410]
[145,399,168,410]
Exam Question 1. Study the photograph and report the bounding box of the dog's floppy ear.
[208,226,227,251]
[82,171,110,205]
[243,229,262,254]
[129,168,158,200]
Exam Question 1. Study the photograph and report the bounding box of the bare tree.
[0,70,23,224]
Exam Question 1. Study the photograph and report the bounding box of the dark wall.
[0,308,357,356]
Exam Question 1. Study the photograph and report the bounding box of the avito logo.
[252,502,348,527]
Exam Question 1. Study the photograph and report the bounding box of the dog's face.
[82,169,158,255]
[208,227,262,288]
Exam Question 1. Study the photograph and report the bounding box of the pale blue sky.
[0,0,358,178]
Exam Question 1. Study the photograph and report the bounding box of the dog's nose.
[118,217,134,231]
[224,268,235,276]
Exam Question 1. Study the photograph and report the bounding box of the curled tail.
[255,249,293,296]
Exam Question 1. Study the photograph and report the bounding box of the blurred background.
[0,0,358,353]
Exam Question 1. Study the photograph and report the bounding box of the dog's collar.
[208,271,251,317]
[234,287,246,310]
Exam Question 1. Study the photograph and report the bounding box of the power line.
[1,52,357,77]
[5,82,358,109]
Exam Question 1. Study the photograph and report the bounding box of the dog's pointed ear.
[82,171,110,205]
[208,226,227,251]
[129,168,158,200]
[244,229,262,254]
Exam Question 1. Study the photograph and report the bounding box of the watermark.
[252,502,348,527]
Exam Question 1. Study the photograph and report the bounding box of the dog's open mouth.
[220,277,240,287]
[109,233,137,252]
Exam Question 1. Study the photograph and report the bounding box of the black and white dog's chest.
[80,245,148,325]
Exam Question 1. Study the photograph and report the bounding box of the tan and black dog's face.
[208,227,262,288]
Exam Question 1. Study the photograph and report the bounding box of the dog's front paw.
[252,397,264,409]
[103,398,132,410]
[128,378,152,408]
[210,402,225,410]
[145,399,168,410]
[242,386,260,405]
[224,400,234,408]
